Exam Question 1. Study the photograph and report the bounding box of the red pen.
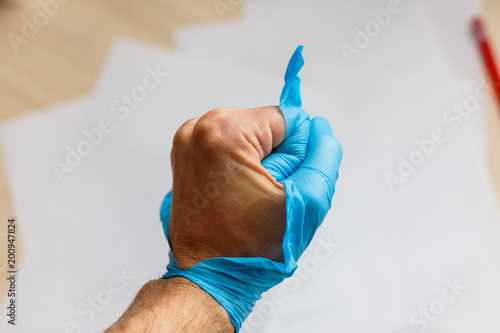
[472,17,500,110]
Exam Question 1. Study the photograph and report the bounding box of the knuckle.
[191,108,236,151]
[200,107,230,121]
[172,118,198,148]
[329,136,343,156]
[319,135,343,161]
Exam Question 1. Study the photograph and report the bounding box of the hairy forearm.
[105,277,234,333]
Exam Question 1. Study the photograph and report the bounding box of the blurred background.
[1,0,500,332]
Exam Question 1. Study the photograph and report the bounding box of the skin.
[106,106,289,333]
[105,278,233,332]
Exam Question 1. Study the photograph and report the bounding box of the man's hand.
[106,106,306,333]
[169,106,293,269]
[107,46,343,332]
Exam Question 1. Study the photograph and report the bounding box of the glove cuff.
[162,254,294,331]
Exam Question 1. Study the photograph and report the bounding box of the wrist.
[105,277,234,333]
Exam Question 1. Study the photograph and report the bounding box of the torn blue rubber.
[160,46,342,331]
[262,45,310,182]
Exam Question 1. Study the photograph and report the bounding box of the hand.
[161,47,343,331]
[105,108,341,333]
[107,46,343,333]
[167,105,306,269]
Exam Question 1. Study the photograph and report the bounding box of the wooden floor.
[0,0,499,300]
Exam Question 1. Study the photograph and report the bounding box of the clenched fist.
[107,46,343,333]
[168,106,305,269]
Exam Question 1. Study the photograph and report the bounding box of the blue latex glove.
[261,45,310,182]
[160,46,342,331]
